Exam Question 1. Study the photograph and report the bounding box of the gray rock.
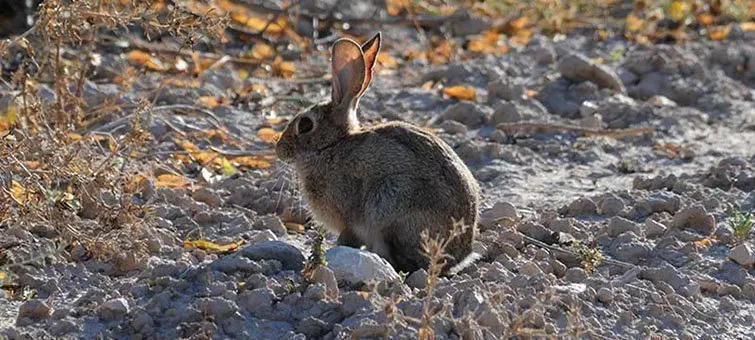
[729,243,755,266]
[488,77,526,102]
[670,205,716,235]
[567,197,598,217]
[596,287,614,304]
[405,269,428,289]
[743,283,755,299]
[641,263,698,297]
[312,266,340,299]
[192,188,223,208]
[480,201,518,228]
[565,268,587,283]
[519,261,542,277]
[17,300,51,321]
[517,222,551,242]
[249,229,278,245]
[437,120,468,135]
[98,298,130,321]
[255,215,288,237]
[441,102,492,128]
[240,288,274,317]
[600,196,625,217]
[491,101,522,124]
[325,246,400,285]
[239,241,305,271]
[645,219,667,238]
[559,53,626,93]
[606,217,642,237]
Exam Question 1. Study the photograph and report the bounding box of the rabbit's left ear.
[331,38,366,110]
[358,32,381,97]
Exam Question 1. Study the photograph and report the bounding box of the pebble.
[255,215,288,237]
[519,261,542,277]
[729,243,755,267]
[325,246,400,285]
[441,102,492,128]
[596,287,614,304]
[558,53,626,93]
[606,216,642,237]
[405,269,428,289]
[17,300,51,321]
[98,298,130,321]
[312,266,340,299]
[645,219,668,238]
[479,201,518,228]
[565,268,587,283]
[567,197,598,217]
[670,205,716,235]
[239,241,305,271]
[599,195,625,217]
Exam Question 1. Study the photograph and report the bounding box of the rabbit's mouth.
[275,140,294,162]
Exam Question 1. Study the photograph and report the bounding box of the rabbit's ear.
[358,32,381,97]
[331,39,366,111]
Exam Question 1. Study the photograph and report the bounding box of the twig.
[124,37,262,66]
[497,122,654,139]
[516,229,638,269]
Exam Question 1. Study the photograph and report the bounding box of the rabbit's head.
[276,32,381,162]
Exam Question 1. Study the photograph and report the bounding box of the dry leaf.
[231,155,273,169]
[184,239,242,252]
[257,127,280,143]
[708,25,732,41]
[284,222,305,233]
[197,96,222,108]
[10,180,28,205]
[163,77,201,88]
[694,236,716,248]
[386,0,408,16]
[251,43,276,60]
[156,174,190,188]
[443,85,476,101]
[377,53,398,69]
[126,50,167,72]
[272,56,296,78]
[696,13,715,26]
[741,22,755,32]
[667,1,690,22]
[626,14,645,32]
[23,161,40,169]
[230,11,287,34]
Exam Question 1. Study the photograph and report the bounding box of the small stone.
[580,114,603,129]
[567,197,598,217]
[325,246,400,285]
[437,120,468,135]
[729,243,755,266]
[645,219,667,238]
[480,201,519,228]
[441,102,492,128]
[254,215,287,237]
[405,269,428,289]
[596,287,614,304]
[606,217,642,237]
[17,300,51,321]
[239,241,305,271]
[491,101,522,124]
[488,78,526,102]
[192,188,223,208]
[742,283,755,299]
[249,229,278,245]
[312,266,339,299]
[600,196,625,217]
[670,205,716,235]
[519,262,542,277]
[565,268,587,283]
[558,53,626,93]
[98,298,130,321]
[551,259,567,278]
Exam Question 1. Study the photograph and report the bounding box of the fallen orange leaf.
[284,222,305,233]
[377,53,398,69]
[156,174,190,188]
[696,13,715,26]
[250,43,276,60]
[126,50,167,72]
[708,25,732,41]
[443,85,476,101]
[197,96,222,108]
[184,239,242,252]
[626,14,645,32]
[386,0,409,16]
[272,56,296,78]
[667,1,690,22]
[742,22,755,32]
[163,77,201,88]
[10,180,28,205]
[231,155,273,169]
[257,127,280,143]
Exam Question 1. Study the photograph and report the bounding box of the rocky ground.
[1,1,755,339]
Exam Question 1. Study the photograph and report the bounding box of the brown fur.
[275,33,480,274]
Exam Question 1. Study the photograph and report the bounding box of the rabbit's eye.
[297,117,314,134]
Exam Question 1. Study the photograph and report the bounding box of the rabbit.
[275,32,480,274]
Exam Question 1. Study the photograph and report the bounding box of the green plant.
[727,204,753,244]
[573,241,603,274]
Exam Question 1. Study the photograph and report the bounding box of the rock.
[533,46,556,65]
[491,101,522,124]
[670,205,716,235]
[441,102,492,128]
[17,300,51,322]
[551,259,567,278]
[641,263,698,297]
[606,217,642,237]
[405,269,428,289]
[729,243,755,266]
[565,268,587,283]
[600,196,625,217]
[254,215,287,237]
[98,298,130,321]
[645,219,667,238]
[312,266,340,299]
[580,114,603,129]
[567,197,598,217]
[596,287,614,304]
[325,246,400,285]
[192,188,223,208]
[743,283,755,299]
[239,241,305,271]
[558,53,626,93]
[519,261,542,277]
[249,229,278,245]
[437,120,468,135]
[517,222,551,242]
[480,201,519,228]
[488,78,526,102]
